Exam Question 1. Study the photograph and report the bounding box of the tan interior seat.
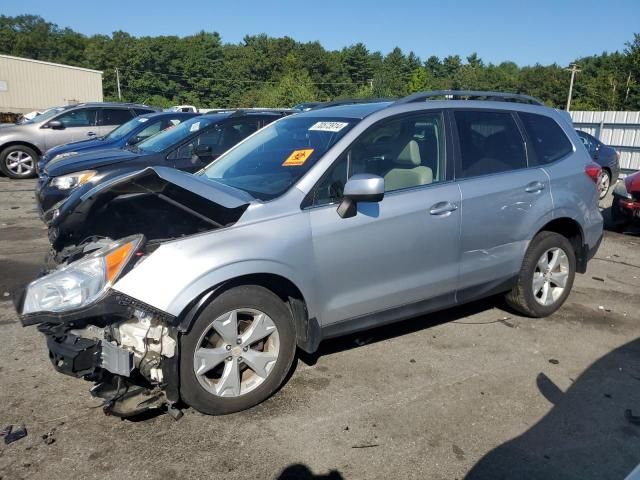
[384,140,433,191]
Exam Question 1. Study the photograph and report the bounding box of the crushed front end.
[15,235,183,419]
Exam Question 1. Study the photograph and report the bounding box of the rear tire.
[0,145,38,179]
[180,285,296,415]
[599,169,611,200]
[505,231,576,317]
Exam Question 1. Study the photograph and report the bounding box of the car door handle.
[524,181,545,193]
[429,201,458,216]
[87,131,97,137]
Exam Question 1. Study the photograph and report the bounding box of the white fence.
[570,111,640,172]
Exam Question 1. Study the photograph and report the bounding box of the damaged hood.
[44,148,142,176]
[51,166,253,240]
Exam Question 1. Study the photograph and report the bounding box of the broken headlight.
[50,170,97,190]
[22,235,142,315]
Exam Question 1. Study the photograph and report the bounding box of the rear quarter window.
[519,112,573,165]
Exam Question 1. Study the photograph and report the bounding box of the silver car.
[16,91,604,417]
[0,102,157,178]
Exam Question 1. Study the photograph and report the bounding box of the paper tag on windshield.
[189,122,201,132]
[309,121,348,132]
[283,149,314,166]
[137,118,149,123]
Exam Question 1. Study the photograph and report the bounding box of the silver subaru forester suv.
[16,91,603,417]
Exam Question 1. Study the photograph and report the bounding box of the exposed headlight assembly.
[50,170,97,190]
[22,235,143,315]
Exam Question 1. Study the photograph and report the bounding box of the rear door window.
[520,113,574,165]
[101,108,134,126]
[454,110,526,179]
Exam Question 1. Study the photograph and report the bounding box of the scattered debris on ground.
[2,424,28,444]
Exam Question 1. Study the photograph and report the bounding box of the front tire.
[505,231,576,317]
[180,285,296,415]
[0,145,38,179]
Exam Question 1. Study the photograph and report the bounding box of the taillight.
[585,163,602,184]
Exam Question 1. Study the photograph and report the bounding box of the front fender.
[111,209,317,321]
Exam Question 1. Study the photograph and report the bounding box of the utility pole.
[115,67,122,101]
[565,63,581,111]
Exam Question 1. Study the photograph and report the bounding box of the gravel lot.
[0,177,639,480]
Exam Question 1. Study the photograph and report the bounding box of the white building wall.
[0,54,103,114]
[570,110,640,172]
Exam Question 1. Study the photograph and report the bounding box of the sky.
[3,0,639,66]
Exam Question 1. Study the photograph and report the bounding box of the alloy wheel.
[193,308,280,397]
[5,150,35,176]
[532,247,570,306]
[598,171,610,200]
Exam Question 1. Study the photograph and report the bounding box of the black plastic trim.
[18,290,175,327]
[321,292,455,340]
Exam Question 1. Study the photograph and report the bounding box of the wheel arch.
[0,141,42,156]
[177,272,321,354]
[535,217,587,273]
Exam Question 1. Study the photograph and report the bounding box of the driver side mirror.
[337,174,385,219]
[194,144,213,158]
[47,120,64,130]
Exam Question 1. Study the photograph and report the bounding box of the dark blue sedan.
[37,112,199,172]
[576,130,620,199]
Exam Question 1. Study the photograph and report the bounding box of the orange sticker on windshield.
[283,149,314,166]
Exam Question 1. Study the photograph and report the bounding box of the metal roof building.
[571,110,640,172]
[0,54,103,114]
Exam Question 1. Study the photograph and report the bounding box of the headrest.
[396,140,421,166]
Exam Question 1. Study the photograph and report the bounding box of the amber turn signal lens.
[105,242,135,283]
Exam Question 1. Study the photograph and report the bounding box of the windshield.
[105,116,149,141]
[201,116,356,200]
[137,116,217,153]
[22,107,65,124]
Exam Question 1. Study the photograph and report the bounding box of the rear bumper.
[613,195,640,222]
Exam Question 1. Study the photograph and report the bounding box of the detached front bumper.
[16,289,180,417]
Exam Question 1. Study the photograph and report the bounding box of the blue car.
[37,112,199,172]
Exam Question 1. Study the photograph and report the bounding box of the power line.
[119,67,368,86]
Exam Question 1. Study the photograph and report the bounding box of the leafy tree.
[0,15,638,110]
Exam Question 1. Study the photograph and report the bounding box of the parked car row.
[575,129,620,199]
[13,90,605,419]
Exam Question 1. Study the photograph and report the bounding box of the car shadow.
[464,337,640,480]
[299,295,502,366]
[276,464,344,479]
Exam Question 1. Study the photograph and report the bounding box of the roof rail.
[223,108,295,117]
[310,98,395,110]
[394,90,544,106]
